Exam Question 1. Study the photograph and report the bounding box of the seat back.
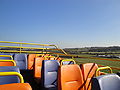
[28,54,36,70]
[14,54,28,70]
[41,60,59,89]
[58,64,84,90]
[0,55,13,60]
[55,57,62,61]
[34,57,44,78]
[0,66,20,73]
[60,59,76,65]
[80,63,98,90]
[0,53,12,55]
[92,74,120,90]
[0,67,22,85]
[0,83,32,90]
[0,55,15,66]
[0,60,16,66]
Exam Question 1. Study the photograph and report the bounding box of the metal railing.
[0,41,67,55]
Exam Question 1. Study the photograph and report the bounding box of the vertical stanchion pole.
[72,56,74,59]
[20,43,22,54]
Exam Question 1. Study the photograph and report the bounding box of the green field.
[74,54,120,73]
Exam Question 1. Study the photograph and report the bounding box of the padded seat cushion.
[28,54,36,70]
[0,66,20,73]
[0,83,32,90]
[80,63,98,90]
[62,61,74,65]
[34,57,44,78]
[14,54,27,70]
[0,57,12,60]
[0,53,13,60]
[0,66,20,85]
[92,74,120,90]
[41,60,59,89]
[58,64,84,90]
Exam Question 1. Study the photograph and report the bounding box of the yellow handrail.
[0,55,13,60]
[0,72,24,83]
[36,54,44,57]
[44,56,55,58]
[0,41,55,46]
[0,41,67,55]
[44,56,55,60]
[0,50,50,54]
[0,45,51,50]
[95,66,113,77]
[60,59,76,65]
[0,60,16,66]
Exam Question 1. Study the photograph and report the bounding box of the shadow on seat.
[80,63,98,90]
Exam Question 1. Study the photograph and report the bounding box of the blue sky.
[0,0,120,48]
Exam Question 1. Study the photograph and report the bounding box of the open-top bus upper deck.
[0,41,119,90]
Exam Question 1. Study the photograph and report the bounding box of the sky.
[0,0,120,48]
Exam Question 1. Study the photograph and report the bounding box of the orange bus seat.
[34,57,44,79]
[55,57,62,61]
[80,63,98,90]
[0,83,32,90]
[58,64,84,90]
[48,57,55,60]
[0,62,14,66]
[28,54,36,70]
[49,57,62,60]
[0,55,15,66]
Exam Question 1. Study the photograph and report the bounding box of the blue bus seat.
[0,66,20,73]
[0,53,13,57]
[60,59,75,65]
[0,57,12,60]
[14,54,28,70]
[0,66,21,85]
[92,74,120,90]
[0,54,13,60]
[0,53,11,55]
[61,61,74,65]
[41,60,59,90]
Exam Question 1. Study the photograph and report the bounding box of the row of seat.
[0,66,20,85]
[33,57,75,83]
[0,67,32,89]
[0,54,32,90]
[28,54,62,70]
[40,60,97,90]
[0,53,72,90]
[11,53,83,89]
[0,53,120,90]
[0,53,62,86]
[0,53,61,70]
[40,60,120,90]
